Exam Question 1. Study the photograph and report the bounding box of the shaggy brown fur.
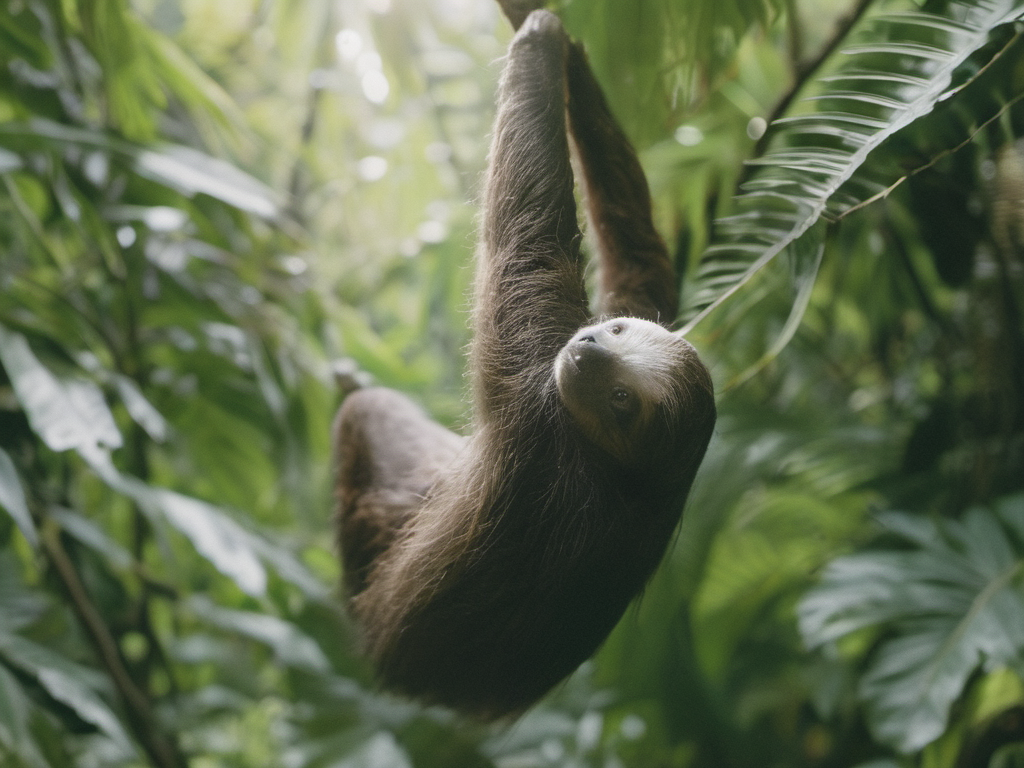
[333,8,716,720]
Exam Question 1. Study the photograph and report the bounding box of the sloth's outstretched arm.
[471,11,590,418]
[565,43,678,324]
[493,1,677,325]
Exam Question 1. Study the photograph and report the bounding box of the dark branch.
[749,0,875,162]
[42,521,188,768]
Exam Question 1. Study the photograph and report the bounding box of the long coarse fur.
[334,9,716,720]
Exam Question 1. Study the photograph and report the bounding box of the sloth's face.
[553,317,703,464]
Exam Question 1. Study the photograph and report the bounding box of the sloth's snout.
[569,339,615,369]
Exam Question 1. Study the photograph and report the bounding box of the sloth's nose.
[571,339,615,369]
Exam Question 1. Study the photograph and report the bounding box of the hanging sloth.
[333,6,716,720]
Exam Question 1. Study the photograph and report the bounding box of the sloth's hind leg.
[333,387,464,597]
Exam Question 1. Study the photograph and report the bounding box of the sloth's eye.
[610,387,638,428]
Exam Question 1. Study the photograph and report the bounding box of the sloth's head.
[554,317,714,466]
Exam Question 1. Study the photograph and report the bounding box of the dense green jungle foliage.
[1,0,1023,766]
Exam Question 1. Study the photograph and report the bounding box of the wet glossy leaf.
[0,326,122,453]
[0,447,36,546]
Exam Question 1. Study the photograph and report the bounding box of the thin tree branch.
[748,0,875,163]
[41,521,188,768]
[785,0,805,74]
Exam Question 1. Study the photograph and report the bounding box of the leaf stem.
[839,87,1024,219]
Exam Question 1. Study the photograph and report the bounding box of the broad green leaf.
[73,445,267,596]
[0,665,45,767]
[143,487,268,598]
[481,707,581,764]
[799,502,1024,753]
[0,552,47,633]
[336,305,431,388]
[997,495,1024,544]
[112,373,169,443]
[990,743,1024,768]
[0,447,36,546]
[0,325,122,453]
[0,146,20,172]
[0,120,280,217]
[561,0,781,145]
[245,534,330,601]
[693,488,867,678]
[133,145,279,218]
[140,26,247,138]
[173,396,277,512]
[86,0,165,139]
[73,445,327,600]
[49,507,134,571]
[336,732,412,768]
[0,631,133,750]
[187,596,330,672]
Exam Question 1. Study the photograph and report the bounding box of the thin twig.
[785,0,805,74]
[42,521,187,768]
[838,89,1024,219]
[748,0,876,164]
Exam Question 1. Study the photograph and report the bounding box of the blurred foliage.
[0,0,1023,766]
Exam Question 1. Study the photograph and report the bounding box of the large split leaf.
[798,496,1024,753]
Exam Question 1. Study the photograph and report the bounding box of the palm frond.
[681,0,1024,332]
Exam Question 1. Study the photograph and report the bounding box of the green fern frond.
[682,0,1024,332]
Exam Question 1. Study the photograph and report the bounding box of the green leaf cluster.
[1,0,1024,765]
[801,497,1024,758]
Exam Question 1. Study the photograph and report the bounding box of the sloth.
[333,8,716,720]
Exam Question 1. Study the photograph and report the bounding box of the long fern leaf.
[681,0,1024,333]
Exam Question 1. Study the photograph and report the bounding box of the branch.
[42,521,188,768]
[748,0,875,163]
[784,0,805,73]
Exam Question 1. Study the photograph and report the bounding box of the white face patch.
[569,318,690,408]
[553,317,697,459]
[603,320,684,406]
